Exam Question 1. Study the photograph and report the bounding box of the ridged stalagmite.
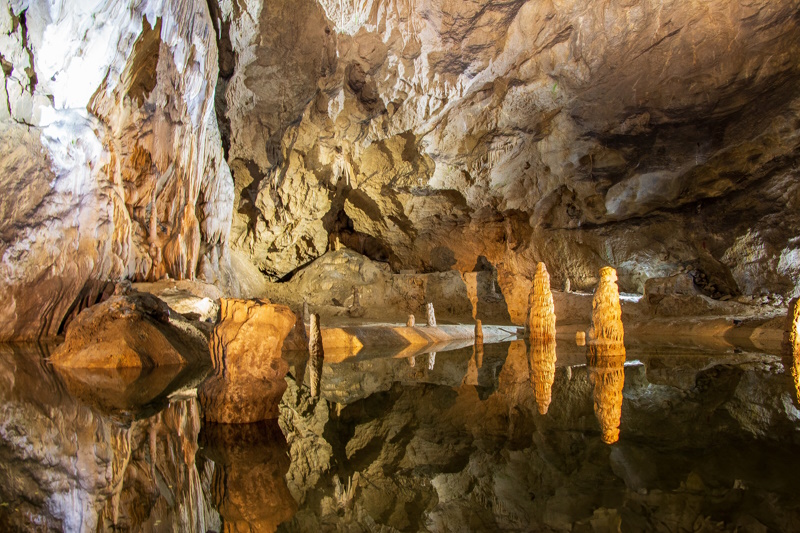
[586,266,626,444]
[528,338,557,415]
[427,302,437,327]
[528,263,556,341]
[783,298,800,404]
[308,313,324,398]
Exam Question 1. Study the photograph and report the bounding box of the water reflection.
[2,335,800,532]
[199,421,297,532]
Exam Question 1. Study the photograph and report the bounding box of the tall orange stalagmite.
[527,262,556,341]
[528,338,557,415]
[587,266,626,444]
[783,298,800,404]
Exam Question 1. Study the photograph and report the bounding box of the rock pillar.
[527,263,556,341]
[426,302,437,327]
[308,313,324,398]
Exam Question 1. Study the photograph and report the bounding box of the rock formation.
[50,292,209,369]
[427,302,437,327]
[475,319,484,343]
[308,313,325,398]
[199,421,297,532]
[587,266,626,443]
[527,262,556,341]
[528,338,557,415]
[784,298,800,404]
[406,314,415,327]
[198,299,296,423]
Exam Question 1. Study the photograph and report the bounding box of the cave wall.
[0,0,233,340]
[1,0,800,338]
[220,0,800,315]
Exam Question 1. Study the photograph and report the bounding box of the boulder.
[50,292,209,369]
[198,299,296,423]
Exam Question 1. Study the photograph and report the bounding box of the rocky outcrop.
[0,0,234,341]
[198,299,296,423]
[50,292,210,369]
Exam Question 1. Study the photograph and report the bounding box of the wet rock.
[198,299,296,423]
[50,292,209,369]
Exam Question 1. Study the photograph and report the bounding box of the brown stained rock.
[198,299,296,423]
[528,338,557,415]
[200,421,297,532]
[527,262,556,341]
[50,292,209,369]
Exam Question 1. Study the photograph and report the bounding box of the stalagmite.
[528,338,557,415]
[198,299,296,423]
[783,298,800,404]
[407,314,416,327]
[427,302,437,327]
[308,313,324,398]
[303,300,310,324]
[427,352,436,370]
[576,331,586,346]
[475,319,484,343]
[475,342,484,369]
[527,263,556,341]
[586,266,626,444]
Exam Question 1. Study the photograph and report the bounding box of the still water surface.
[1,338,799,532]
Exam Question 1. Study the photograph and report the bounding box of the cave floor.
[1,336,799,532]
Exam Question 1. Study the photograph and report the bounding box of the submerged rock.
[198,299,296,423]
[50,292,209,369]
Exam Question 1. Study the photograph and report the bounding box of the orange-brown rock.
[50,292,209,369]
[198,299,296,423]
[528,338,557,415]
[200,421,297,532]
[587,343,626,445]
[308,313,324,398]
[784,298,800,404]
[527,263,556,341]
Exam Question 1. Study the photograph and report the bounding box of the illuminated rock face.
[50,292,209,369]
[0,1,234,341]
[528,339,556,415]
[528,263,556,341]
[587,267,626,443]
[198,299,296,423]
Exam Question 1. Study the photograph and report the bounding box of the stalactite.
[527,262,556,341]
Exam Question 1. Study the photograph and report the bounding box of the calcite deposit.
[527,262,556,340]
[528,338,556,415]
[198,299,296,423]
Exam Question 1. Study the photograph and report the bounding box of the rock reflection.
[199,421,297,532]
[784,298,800,404]
[528,338,557,415]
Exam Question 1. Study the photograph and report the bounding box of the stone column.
[406,314,415,327]
[308,313,324,398]
[475,319,484,343]
[527,262,556,341]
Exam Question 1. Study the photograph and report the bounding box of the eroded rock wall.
[220,0,800,310]
[0,1,233,340]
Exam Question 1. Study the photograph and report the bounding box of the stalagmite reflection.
[309,313,324,398]
[587,267,626,444]
[528,338,556,415]
[199,421,297,533]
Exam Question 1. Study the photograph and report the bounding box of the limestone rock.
[198,299,296,423]
[50,292,209,369]
[527,262,556,340]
